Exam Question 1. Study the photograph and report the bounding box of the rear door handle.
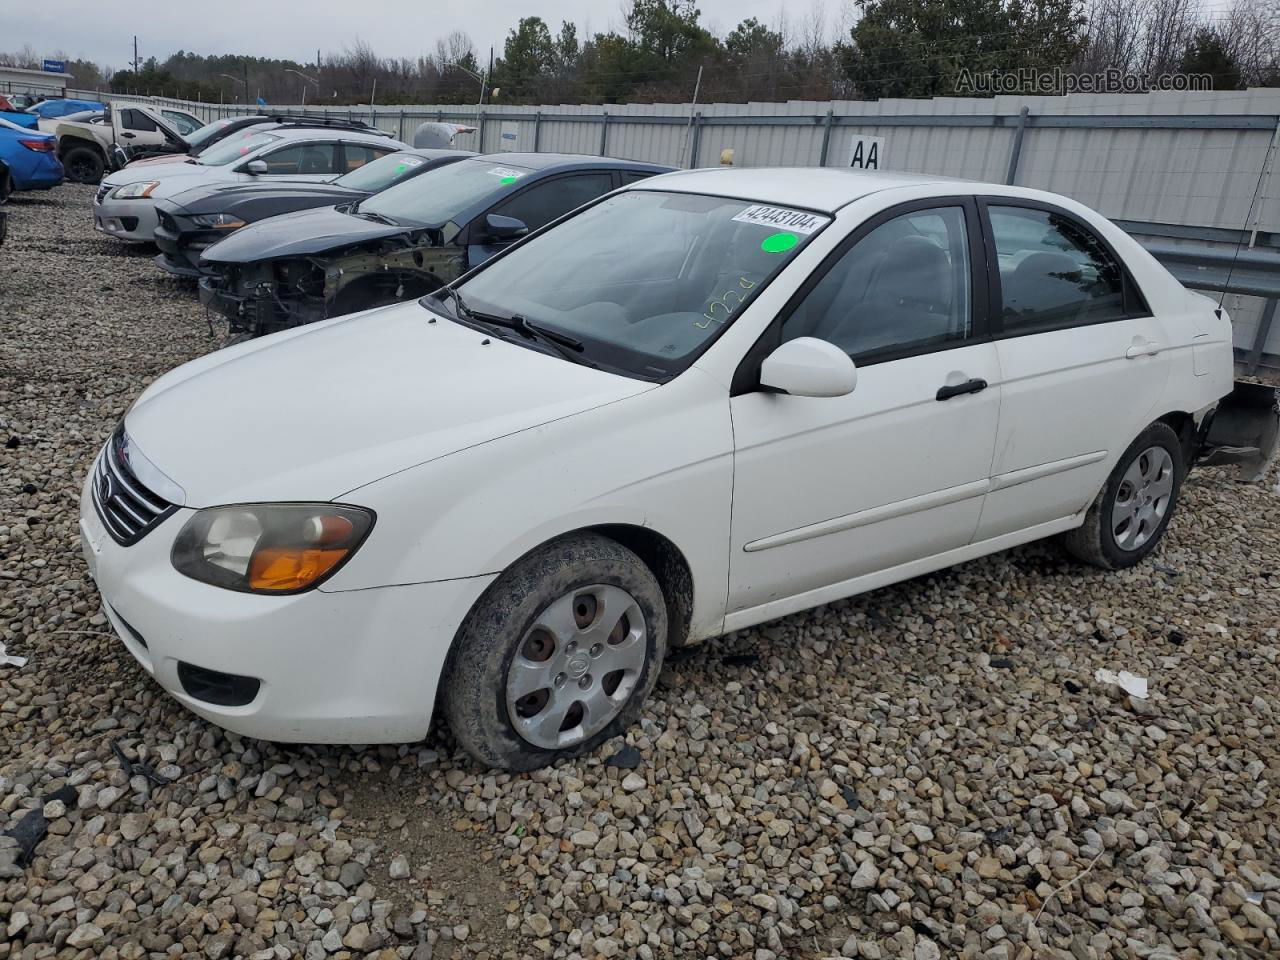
[1125,340,1162,359]
[936,378,988,401]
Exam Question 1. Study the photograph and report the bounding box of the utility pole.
[132,35,139,74]
[243,60,249,106]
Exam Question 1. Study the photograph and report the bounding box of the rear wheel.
[442,534,668,771]
[0,168,11,204]
[1061,421,1184,569]
[63,147,104,184]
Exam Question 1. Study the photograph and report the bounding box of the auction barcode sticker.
[487,166,527,180]
[731,205,828,234]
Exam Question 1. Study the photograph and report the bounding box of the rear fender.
[1196,381,1280,482]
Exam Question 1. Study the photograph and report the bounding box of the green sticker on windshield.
[395,164,407,172]
[499,176,517,184]
[761,232,799,254]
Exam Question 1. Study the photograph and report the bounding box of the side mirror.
[759,337,857,398]
[484,213,528,242]
[245,159,269,175]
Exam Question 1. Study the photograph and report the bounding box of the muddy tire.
[63,146,105,184]
[442,533,668,771]
[1061,421,1184,570]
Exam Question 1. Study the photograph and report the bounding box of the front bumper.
[198,274,243,319]
[79,468,495,743]
[94,194,159,243]
[154,215,219,277]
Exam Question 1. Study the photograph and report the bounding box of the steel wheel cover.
[505,584,647,749]
[1111,445,1174,551]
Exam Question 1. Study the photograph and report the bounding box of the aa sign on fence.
[849,136,884,170]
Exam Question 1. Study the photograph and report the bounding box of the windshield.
[338,151,434,193]
[184,118,238,149]
[448,190,830,380]
[162,110,199,135]
[361,157,534,224]
[197,131,281,166]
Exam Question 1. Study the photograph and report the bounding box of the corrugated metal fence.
[69,88,1280,370]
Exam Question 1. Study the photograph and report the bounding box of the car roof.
[258,127,401,145]
[479,152,672,174]
[626,167,983,214]
[393,148,478,161]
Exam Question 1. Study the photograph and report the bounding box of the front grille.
[91,429,176,546]
[95,182,112,204]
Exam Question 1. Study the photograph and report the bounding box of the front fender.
[325,368,734,642]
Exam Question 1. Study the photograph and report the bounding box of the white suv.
[94,126,409,243]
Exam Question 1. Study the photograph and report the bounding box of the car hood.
[124,301,652,506]
[200,204,420,263]
[126,154,194,168]
[167,181,362,217]
[103,161,216,188]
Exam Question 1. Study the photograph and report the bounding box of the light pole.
[218,73,247,104]
[441,60,495,144]
[285,68,318,108]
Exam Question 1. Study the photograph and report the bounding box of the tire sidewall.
[446,536,668,771]
[1095,424,1184,568]
[66,148,104,184]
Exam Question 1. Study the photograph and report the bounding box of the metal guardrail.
[1139,240,1280,374]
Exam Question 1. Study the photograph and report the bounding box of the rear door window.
[341,143,397,173]
[987,205,1129,333]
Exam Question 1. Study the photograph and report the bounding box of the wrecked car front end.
[200,229,462,339]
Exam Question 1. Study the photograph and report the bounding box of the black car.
[199,153,671,340]
[154,148,474,277]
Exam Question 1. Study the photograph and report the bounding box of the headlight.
[191,213,246,229]
[172,504,374,594]
[111,180,160,199]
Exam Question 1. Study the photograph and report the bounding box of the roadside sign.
[42,59,66,74]
[849,135,884,170]
[499,122,519,152]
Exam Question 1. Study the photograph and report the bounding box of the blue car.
[0,111,39,130]
[0,118,64,200]
[28,99,105,119]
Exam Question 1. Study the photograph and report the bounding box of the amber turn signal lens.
[248,547,350,592]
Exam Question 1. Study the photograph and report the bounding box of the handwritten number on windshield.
[696,276,757,329]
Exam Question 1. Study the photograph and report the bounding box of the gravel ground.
[2,183,1280,960]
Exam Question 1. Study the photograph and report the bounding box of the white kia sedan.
[81,168,1265,769]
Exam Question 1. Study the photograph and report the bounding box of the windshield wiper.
[353,209,399,225]
[437,287,593,366]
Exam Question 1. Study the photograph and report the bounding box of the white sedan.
[80,168,1269,769]
[94,127,408,243]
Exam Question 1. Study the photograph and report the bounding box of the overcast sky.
[8,0,847,73]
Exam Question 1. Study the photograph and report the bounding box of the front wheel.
[442,533,668,771]
[1061,421,1184,569]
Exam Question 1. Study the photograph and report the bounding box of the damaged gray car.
[198,153,671,342]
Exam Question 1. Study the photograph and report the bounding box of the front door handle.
[121,132,136,139]
[936,377,988,401]
[1125,340,1162,359]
